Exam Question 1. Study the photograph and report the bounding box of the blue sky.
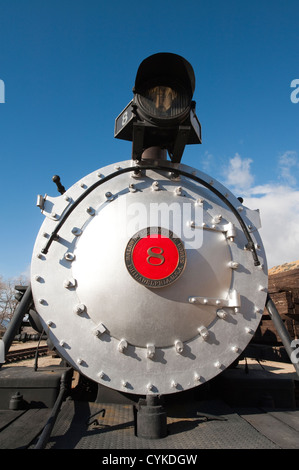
[0,0,299,279]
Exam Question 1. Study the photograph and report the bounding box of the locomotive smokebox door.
[31,160,267,396]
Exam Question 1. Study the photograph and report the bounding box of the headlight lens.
[139,83,190,119]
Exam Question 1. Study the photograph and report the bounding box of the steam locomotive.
[3,53,297,448]
[29,53,267,397]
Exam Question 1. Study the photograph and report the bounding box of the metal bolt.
[151,181,159,191]
[73,303,86,315]
[174,186,182,196]
[35,275,43,282]
[118,339,128,353]
[46,320,53,327]
[147,344,155,359]
[228,261,239,269]
[171,380,178,389]
[245,327,254,335]
[98,371,105,379]
[175,340,184,354]
[38,298,46,305]
[63,278,76,289]
[147,383,154,392]
[77,358,83,365]
[231,346,239,353]
[122,380,128,388]
[93,322,107,337]
[195,198,204,205]
[59,340,65,347]
[64,252,75,261]
[216,309,227,319]
[212,214,222,224]
[86,206,95,216]
[198,326,209,340]
[72,227,82,236]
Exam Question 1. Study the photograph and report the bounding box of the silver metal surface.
[31,159,268,395]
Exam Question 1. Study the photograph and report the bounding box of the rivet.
[228,261,239,269]
[97,172,103,178]
[245,327,254,335]
[86,206,95,216]
[105,191,113,200]
[151,181,159,191]
[114,165,121,170]
[64,195,71,202]
[195,198,204,205]
[80,182,86,188]
[43,232,49,238]
[258,285,266,292]
[174,186,182,196]
[147,383,154,392]
[189,297,197,304]
[72,227,82,236]
[146,344,155,359]
[194,373,201,383]
[51,212,58,219]
[231,346,240,353]
[93,322,107,337]
[98,371,105,379]
[214,361,221,368]
[63,278,76,289]
[77,358,83,365]
[59,340,65,347]
[216,309,227,319]
[64,252,75,261]
[122,380,128,388]
[129,183,136,192]
[171,380,178,388]
[35,275,43,282]
[46,320,53,327]
[175,340,184,354]
[73,303,86,315]
[198,326,209,340]
[38,298,46,305]
[212,214,222,224]
[118,339,128,353]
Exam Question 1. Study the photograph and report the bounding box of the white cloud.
[223,153,254,192]
[244,185,299,268]
[223,153,299,268]
[278,150,299,186]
